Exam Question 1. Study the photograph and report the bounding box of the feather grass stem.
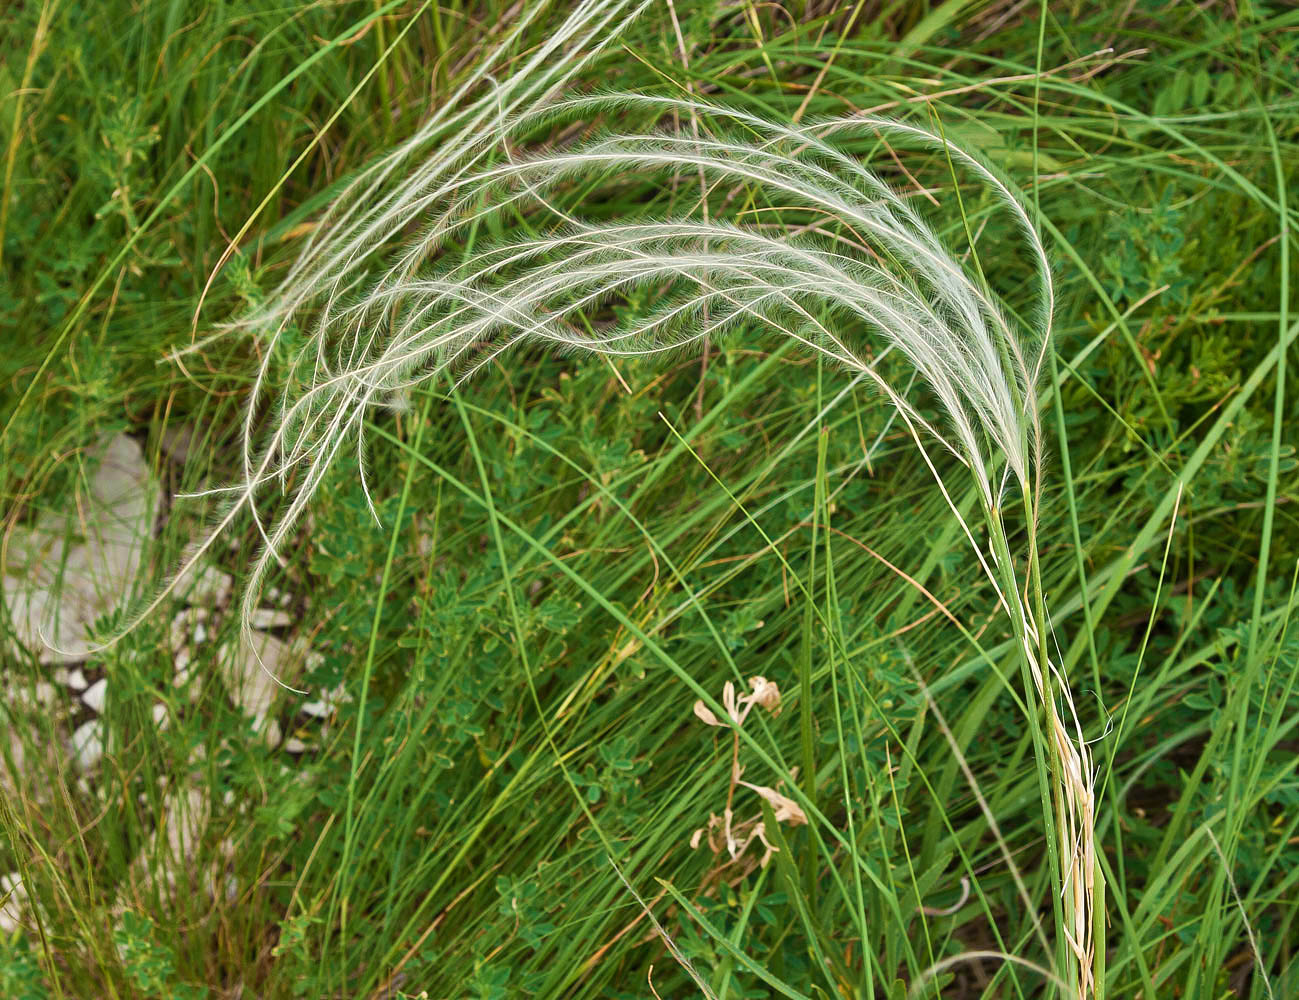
[120,70,1096,995]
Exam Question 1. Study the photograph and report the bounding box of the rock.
[225,632,288,720]
[0,872,25,934]
[4,680,56,712]
[82,677,107,714]
[222,631,305,745]
[160,787,208,864]
[123,786,210,899]
[175,562,233,607]
[301,683,349,720]
[1,435,158,663]
[169,607,208,652]
[158,423,196,465]
[71,719,103,771]
[249,608,292,630]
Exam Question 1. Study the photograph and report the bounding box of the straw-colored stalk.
[121,9,1099,991]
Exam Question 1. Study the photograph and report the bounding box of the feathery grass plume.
[173,85,1097,994]
[106,0,647,645]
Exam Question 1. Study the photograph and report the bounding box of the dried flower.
[746,676,780,714]
[688,675,800,875]
[692,700,723,727]
[737,780,807,826]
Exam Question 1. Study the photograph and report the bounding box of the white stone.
[300,683,349,720]
[161,787,208,863]
[224,632,288,720]
[159,423,195,464]
[169,607,208,652]
[249,608,292,630]
[177,563,233,607]
[71,719,103,771]
[66,668,88,690]
[185,566,231,602]
[0,872,25,934]
[173,666,201,704]
[1,435,158,663]
[121,786,210,900]
[82,677,107,713]
[284,737,309,753]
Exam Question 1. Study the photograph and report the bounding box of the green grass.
[2,2,1298,998]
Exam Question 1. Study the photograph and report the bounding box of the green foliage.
[1,1,1297,998]
[113,912,207,1000]
[0,937,50,1000]
[1101,187,1192,307]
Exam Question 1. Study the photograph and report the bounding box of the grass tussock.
[1,2,1297,999]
